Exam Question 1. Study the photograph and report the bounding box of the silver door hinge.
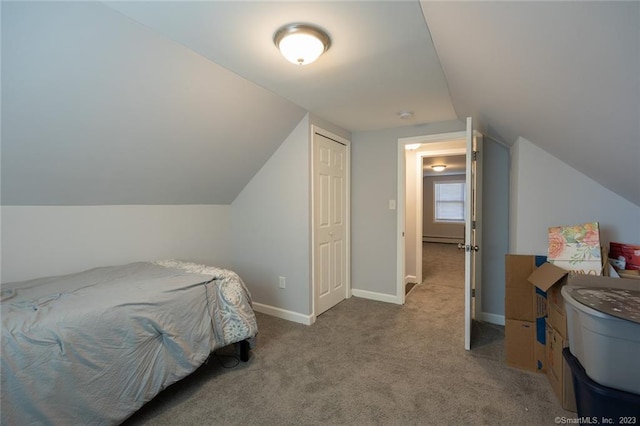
[473,150,479,161]
[472,288,476,297]
[472,220,476,229]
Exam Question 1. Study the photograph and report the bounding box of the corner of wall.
[230,115,312,317]
[508,138,522,253]
[309,114,351,142]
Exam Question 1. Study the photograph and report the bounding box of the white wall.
[510,137,640,256]
[1,205,232,283]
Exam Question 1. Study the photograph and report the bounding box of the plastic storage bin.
[561,286,640,395]
[563,348,640,420]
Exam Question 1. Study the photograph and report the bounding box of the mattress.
[1,260,258,425]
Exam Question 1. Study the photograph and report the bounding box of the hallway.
[421,242,464,288]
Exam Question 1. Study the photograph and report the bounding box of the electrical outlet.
[279,276,286,289]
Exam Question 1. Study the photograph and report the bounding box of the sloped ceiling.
[1,1,307,205]
[104,0,456,132]
[2,1,638,207]
[422,1,640,206]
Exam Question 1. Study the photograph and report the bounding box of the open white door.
[463,117,482,351]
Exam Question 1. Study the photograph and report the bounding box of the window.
[434,181,465,223]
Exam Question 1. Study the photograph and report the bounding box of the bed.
[0,260,258,425]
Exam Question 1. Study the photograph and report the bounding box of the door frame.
[396,131,475,305]
[405,143,467,291]
[310,125,351,321]
[415,148,467,281]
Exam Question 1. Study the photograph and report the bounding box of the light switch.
[389,199,396,210]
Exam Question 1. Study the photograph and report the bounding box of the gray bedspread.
[0,261,258,425]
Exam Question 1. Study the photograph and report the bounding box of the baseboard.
[351,288,400,304]
[423,236,463,244]
[477,311,505,326]
[254,298,503,326]
[252,302,314,325]
[404,275,417,285]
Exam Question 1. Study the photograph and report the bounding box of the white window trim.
[433,179,465,224]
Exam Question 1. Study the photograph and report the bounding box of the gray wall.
[479,139,510,319]
[351,121,512,322]
[230,114,351,318]
[1,205,232,283]
[423,174,465,241]
[1,1,306,206]
[351,120,465,296]
[231,115,312,316]
[510,137,640,254]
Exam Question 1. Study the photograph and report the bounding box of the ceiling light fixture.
[274,23,331,66]
[398,111,414,120]
[431,165,447,172]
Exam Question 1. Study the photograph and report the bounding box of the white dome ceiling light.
[274,23,331,66]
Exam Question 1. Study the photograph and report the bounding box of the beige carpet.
[124,245,572,425]
[421,242,465,288]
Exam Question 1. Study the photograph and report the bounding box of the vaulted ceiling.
[2,1,638,206]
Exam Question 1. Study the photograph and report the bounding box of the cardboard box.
[615,268,640,280]
[505,255,548,321]
[505,255,548,373]
[505,319,544,373]
[528,263,640,338]
[506,320,535,371]
[546,321,577,412]
[507,250,639,409]
[528,262,569,336]
[526,261,640,408]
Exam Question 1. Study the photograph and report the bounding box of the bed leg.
[237,339,250,362]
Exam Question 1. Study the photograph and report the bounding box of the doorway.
[399,136,466,305]
[397,121,483,350]
[419,152,467,297]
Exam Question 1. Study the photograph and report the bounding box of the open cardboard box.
[528,261,639,335]
[525,260,639,412]
[505,255,640,411]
